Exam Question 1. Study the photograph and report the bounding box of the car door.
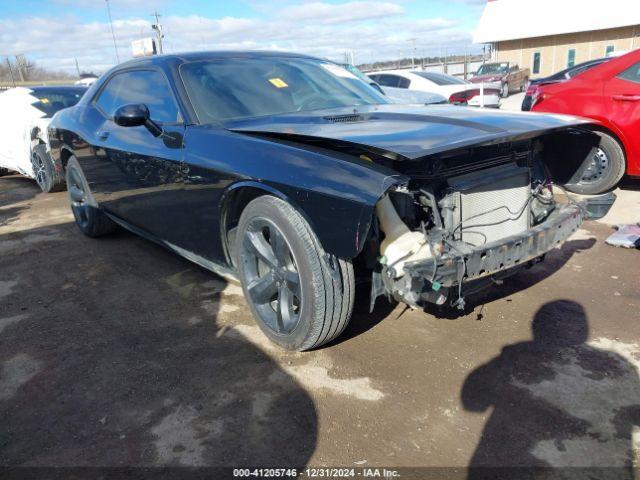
[87,68,186,244]
[604,60,640,174]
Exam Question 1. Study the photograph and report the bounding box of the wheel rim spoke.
[277,284,294,333]
[247,272,278,305]
[69,186,85,203]
[284,269,301,299]
[244,229,277,269]
[270,225,289,267]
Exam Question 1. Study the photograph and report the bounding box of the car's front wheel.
[237,195,354,351]
[32,144,64,193]
[65,156,117,237]
[501,82,509,98]
[565,131,626,195]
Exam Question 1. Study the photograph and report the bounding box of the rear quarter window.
[617,62,640,84]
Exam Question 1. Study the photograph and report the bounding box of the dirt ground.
[1,174,639,475]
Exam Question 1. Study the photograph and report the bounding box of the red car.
[531,48,640,194]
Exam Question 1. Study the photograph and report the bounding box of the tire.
[565,131,626,195]
[501,82,509,98]
[520,77,529,92]
[31,144,64,193]
[237,195,355,351]
[65,156,117,237]
[0,167,9,177]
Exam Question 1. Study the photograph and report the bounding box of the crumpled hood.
[224,104,592,160]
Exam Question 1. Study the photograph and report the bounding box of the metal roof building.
[473,0,640,77]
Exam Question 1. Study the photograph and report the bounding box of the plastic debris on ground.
[605,223,640,249]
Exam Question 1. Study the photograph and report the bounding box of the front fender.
[187,125,408,260]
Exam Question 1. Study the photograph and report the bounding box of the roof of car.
[114,50,320,70]
[29,85,88,92]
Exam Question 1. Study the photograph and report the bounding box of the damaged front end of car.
[367,129,616,312]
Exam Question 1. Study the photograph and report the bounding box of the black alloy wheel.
[65,156,117,237]
[67,161,91,230]
[241,217,303,335]
[237,195,355,351]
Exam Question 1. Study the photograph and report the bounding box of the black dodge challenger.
[48,51,613,351]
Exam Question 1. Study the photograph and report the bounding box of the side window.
[95,70,181,123]
[397,77,410,89]
[532,52,541,75]
[375,75,400,88]
[510,64,519,72]
[95,74,126,118]
[567,49,576,68]
[606,45,615,56]
[368,75,380,83]
[617,61,640,84]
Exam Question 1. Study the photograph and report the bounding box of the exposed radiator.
[448,165,531,246]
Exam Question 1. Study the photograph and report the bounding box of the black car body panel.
[224,104,593,160]
[48,51,609,311]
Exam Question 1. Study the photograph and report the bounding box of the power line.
[105,0,120,63]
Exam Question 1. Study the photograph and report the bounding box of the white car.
[379,86,447,105]
[341,64,447,105]
[0,86,86,192]
[368,70,501,108]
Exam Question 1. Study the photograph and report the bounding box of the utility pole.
[75,58,81,77]
[151,11,164,54]
[409,38,416,69]
[105,0,120,63]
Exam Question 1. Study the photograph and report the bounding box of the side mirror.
[114,103,149,127]
[113,103,163,137]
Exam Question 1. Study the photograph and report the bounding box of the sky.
[0,0,487,75]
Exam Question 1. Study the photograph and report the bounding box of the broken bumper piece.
[399,202,587,308]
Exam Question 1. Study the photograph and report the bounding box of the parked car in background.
[343,64,447,105]
[531,49,640,194]
[74,76,98,87]
[48,51,612,351]
[522,57,611,110]
[469,62,530,98]
[368,70,501,107]
[0,85,87,192]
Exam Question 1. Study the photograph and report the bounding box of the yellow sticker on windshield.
[269,78,288,88]
[40,98,50,104]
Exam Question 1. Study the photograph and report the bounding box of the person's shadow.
[462,300,640,479]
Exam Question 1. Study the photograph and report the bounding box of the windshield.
[31,88,85,117]
[411,71,467,85]
[180,57,387,123]
[476,63,508,75]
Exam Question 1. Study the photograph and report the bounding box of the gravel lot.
[1,174,639,474]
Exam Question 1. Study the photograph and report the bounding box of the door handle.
[97,131,110,141]
[612,94,640,101]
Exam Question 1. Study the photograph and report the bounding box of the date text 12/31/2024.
[233,468,401,478]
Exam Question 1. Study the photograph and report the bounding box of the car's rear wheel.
[237,195,354,351]
[565,131,626,195]
[31,144,64,193]
[501,82,509,98]
[65,156,117,237]
[0,167,9,177]
[520,77,529,92]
